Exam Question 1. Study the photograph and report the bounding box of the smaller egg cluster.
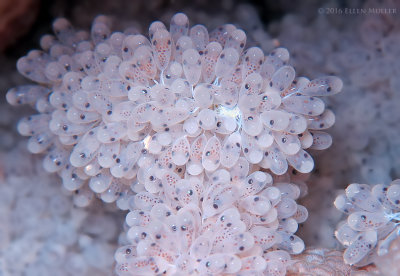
[334,180,400,266]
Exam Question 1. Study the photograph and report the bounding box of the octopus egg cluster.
[334,180,400,266]
[6,12,342,207]
[116,169,309,275]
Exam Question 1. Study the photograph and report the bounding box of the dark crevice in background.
[250,0,285,24]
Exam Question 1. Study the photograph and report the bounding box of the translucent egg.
[67,106,100,124]
[255,128,274,149]
[89,170,112,193]
[203,184,239,218]
[121,34,150,60]
[110,142,143,178]
[134,192,164,211]
[7,85,49,107]
[171,136,190,166]
[190,235,213,261]
[193,84,213,108]
[17,50,51,83]
[44,61,67,81]
[334,193,361,214]
[240,195,271,216]
[151,29,172,71]
[270,65,295,93]
[301,76,343,96]
[242,47,264,78]
[292,205,308,224]
[274,132,301,155]
[260,110,290,131]
[170,12,189,43]
[187,134,206,175]
[27,131,54,153]
[343,231,377,265]
[387,184,400,207]
[225,29,246,53]
[285,114,307,134]
[282,95,325,116]
[202,42,223,83]
[242,114,263,136]
[91,15,112,44]
[100,179,125,203]
[346,184,382,212]
[270,47,290,63]
[275,183,300,200]
[70,129,101,167]
[73,186,94,207]
[220,132,241,168]
[190,24,209,51]
[276,197,298,219]
[133,46,157,79]
[286,149,314,174]
[215,48,240,79]
[97,122,127,143]
[263,145,288,175]
[202,136,221,172]
[298,131,313,149]
[309,131,332,150]
[198,254,240,274]
[250,226,281,250]
[241,133,263,164]
[348,211,389,231]
[197,109,217,130]
[174,36,194,63]
[242,171,272,196]
[17,114,49,136]
[278,231,304,254]
[182,48,202,86]
[209,24,236,46]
